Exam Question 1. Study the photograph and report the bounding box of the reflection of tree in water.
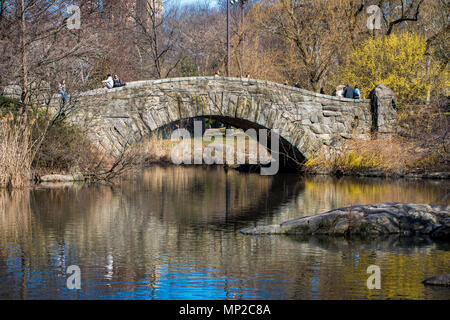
[306,176,449,206]
[0,190,33,246]
[275,176,450,224]
[0,190,34,299]
[0,170,449,299]
[283,235,450,299]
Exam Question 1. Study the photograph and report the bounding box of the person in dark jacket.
[353,85,361,99]
[343,84,354,98]
[113,74,126,88]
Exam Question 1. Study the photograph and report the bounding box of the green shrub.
[33,121,98,173]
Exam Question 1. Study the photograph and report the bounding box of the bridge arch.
[153,115,306,171]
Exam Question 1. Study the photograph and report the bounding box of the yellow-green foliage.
[335,151,384,169]
[304,150,384,170]
[338,32,445,104]
[304,156,328,168]
[411,152,443,170]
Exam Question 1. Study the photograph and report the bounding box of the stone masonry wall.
[48,77,395,160]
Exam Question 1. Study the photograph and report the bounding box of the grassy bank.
[305,136,448,177]
[305,103,449,177]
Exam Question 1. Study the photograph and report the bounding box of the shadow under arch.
[149,115,306,173]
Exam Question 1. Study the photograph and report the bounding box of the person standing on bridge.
[58,80,67,103]
[102,74,114,89]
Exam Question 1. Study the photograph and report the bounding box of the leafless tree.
[176,2,227,75]
[129,0,182,78]
[0,1,104,106]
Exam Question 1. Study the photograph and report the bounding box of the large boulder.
[40,173,85,182]
[240,202,449,239]
[369,84,397,134]
[422,274,450,287]
[1,85,22,100]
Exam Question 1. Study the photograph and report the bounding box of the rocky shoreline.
[307,167,450,180]
[240,202,450,240]
[39,173,85,182]
[33,164,449,187]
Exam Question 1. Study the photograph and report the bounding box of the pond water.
[0,166,449,300]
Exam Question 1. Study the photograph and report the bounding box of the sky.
[177,0,218,6]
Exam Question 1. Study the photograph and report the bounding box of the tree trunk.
[426,56,432,105]
[21,0,29,105]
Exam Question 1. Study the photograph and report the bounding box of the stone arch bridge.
[53,77,396,166]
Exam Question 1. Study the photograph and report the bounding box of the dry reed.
[0,111,36,188]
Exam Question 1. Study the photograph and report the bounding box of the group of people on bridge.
[57,74,127,103]
[102,74,127,89]
[336,84,361,99]
[290,82,361,99]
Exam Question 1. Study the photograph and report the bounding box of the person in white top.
[336,86,345,97]
[102,74,114,89]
